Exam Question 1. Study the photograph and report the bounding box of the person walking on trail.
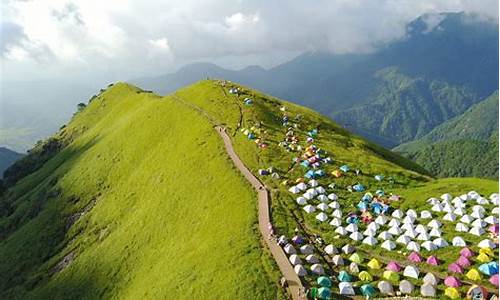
[280,277,288,288]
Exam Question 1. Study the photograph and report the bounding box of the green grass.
[0,83,282,299]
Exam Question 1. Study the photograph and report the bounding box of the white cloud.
[149,38,170,51]
[224,12,259,30]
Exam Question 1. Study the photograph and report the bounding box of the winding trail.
[215,126,306,300]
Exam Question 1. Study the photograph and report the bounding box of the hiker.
[280,277,287,288]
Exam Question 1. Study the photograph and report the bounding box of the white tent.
[471,219,486,228]
[396,235,411,245]
[294,264,307,276]
[306,188,318,196]
[329,218,342,227]
[454,207,466,216]
[471,210,485,219]
[342,244,355,254]
[389,226,402,236]
[362,236,377,246]
[346,223,358,233]
[378,231,393,241]
[477,197,489,205]
[338,282,355,295]
[406,209,418,218]
[472,205,486,214]
[420,284,436,297]
[492,207,499,215]
[296,182,307,191]
[317,203,329,211]
[468,191,480,198]
[469,226,485,236]
[406,241,420,252]
[392,209,404,219]
[443,204,454,213]
[335,227,348,236]
[455,223,469,232]
[378,281,394,295]
[423,272,439,286]
[303,192,314,200]
[349,262,359,274]
[316,212,328,222]
[485,216,498,224]
[460,194,471,201]
[332,254,345,266]
[284,244,296,254]
[289,254,302,265]
[403,265,420,279]
[315,186,326,194]
[403,215,416,224]
[431,203,443,212]
[367,222,380,231]
[308,179,319,187]
[324,244,338,255]
[416,232,430,241]
[399,280,415,295]
[300,244,314,254]
[415,224,427,234]
[427,220,442,228]
[421,241,438,251]
[296,197,307,205]
[381,240,396,250]
[443,213,457,222]
[429,228,442,237]
[289,186,300,194]
[317,194,328,202]
[478,239,496,249]
[332,209,342,218]
[420,210,433,219]
[363,228,377,237]
[310,263,325,275]
[306,254,319,264]
[427,198,440,205]
[403,228,417,239]
[432,238,449,248]
[303,205,315,213]
[441,193,452,201]
[328,193,338,200]
[388,219,401,227]
[349,232,363,241]
[375,215,388,225]
[401,223,414,232]
[452,236,466,247]
[278,235,288,245]
[328,201,340,209]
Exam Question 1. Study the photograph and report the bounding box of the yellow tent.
[466,268,482,281]
[477,253,492,263]
[358,271,373,281]
[479,247,494,257]
[332,170,342,178]
[382,270,400,282]
[367,258,382,270]
[349,253,363,264]
[445,287,460,299]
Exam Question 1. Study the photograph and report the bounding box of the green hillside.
[1,80,497,299]
[395,91,499,178]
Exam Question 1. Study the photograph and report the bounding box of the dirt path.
[215,126,306,300]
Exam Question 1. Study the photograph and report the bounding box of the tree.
[77,103,86,112]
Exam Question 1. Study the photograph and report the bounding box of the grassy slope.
[0,83,280,299]
[174,80,498,294]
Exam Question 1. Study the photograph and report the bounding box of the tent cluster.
[239,125,268,148]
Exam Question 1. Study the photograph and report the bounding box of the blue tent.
[244,99,253,105]
[346,215,360,224]
[305,170,316,179]
[479,262,499,276]
[314,169,325,177]
[374,174,384,181]
[300,160,310,168]
[362,194,373,201]
[371,202,387,215]
[357,201,369,211]
[361,283,377,297]
[353,184,365,192]
[337,271,352,282]
[247,133,256,140]
[340,165,350,172]
[317,276,332,287]
[375,189,385,196]
[317,287,331,299]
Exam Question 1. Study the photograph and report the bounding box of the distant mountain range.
[0,147,23,178]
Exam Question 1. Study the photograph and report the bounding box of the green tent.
[317,276,332,287]
[349,253,363,264]
[318,287,331,299]
[310,287,318,299]
[361,283,377,297]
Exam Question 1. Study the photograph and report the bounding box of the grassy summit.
[0,80,497,299]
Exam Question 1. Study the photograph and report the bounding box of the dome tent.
[300,244,314,254]
[284,244,296,254]
[332,254,344,266]
[444,276,461,287]
[317,287,331,299]
[349,262,360,274]
[337,270,352,282]
[341,244,355,254]
[423,272,439,286]
[460,247,474,258]
[289,254,302,265]
[479,261,499,276]
[382,270,400,282]
[306,254,319,264]
[324,244,338,255]
[465,268,482,281]
[349,253,363,264]
[360,283,376,297]
[294,264,307,276]
[445,287,461,299]
[386,261,402,272]
[311,264,325,275]
[452,236,466,247]
[338,282,355,295]
[377,281,394,295]
[381,240,396,251]
[399,280,414,294]
[403,265,419,279]
[317,276,332,287]
[420,284,436,297]
[358,271,373,281]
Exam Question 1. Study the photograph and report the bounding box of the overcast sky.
[1,0,498,83]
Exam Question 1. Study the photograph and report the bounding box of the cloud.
[0,0,498,81]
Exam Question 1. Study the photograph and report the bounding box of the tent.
[455,223,469,232]
[324,244,338,255]
[403,215,416,224]
[332,255,344,266]
[296,197,307,205]
[377,281,394,295]
[454,207,466,216]
[399,280,414,294]
[292,235,304,244]
[349,262,360,274]
[386,261,402,272]
[460,214,474,224]
[337,270,352,282]
[378,231,392,241]
[445,287,461,299]
[329,218,342,227]
[362,236,377,246]
[332,209,342,218]
[388,218,401,227]
[338,282,355,295]
[342,244,355,254]
[489,274,499,287]
[327,193,338,200]
[423,272,439,286]
[444,276,461,287]
[448,263,464,274]
[408,252,423,263]
[311,263,325,275]
[489,224,499,235]
[367,258,382,270]
[477,252,492,263]
[349,232,363,241]
[443,213,457,222]
[306,254,320,264]
[478,239,496,249]
[289,254,302,265]
[284,244,296,254]
[460,247,474,257]
[404,229,418,239]
[472,219,487,228]
[317,195,328,203]
[389,226,402,236]
[381,240,396,251]
[289,186,300,194]
[457,256,471,267]
[433,238,449,248]
[296,182,307,190]
[300,244,314,255]
[420,284,436,297]
[470,226,485,236]
[396,235,411,245]
[335,226,347,236]
[420,210,432,219]
[417,232,430,241]
[317,287,331,299]
[479,262,499,276]
[278,235,288,245]
[363,228,376,237]
[422,241,438,251]
[465,268,482,281]
[415,224,427,234]
[294,264,307,276]
[382,270,400,282]
[428,219,442,228]
[426,255,439,266]
[375,215,388,225]
[316,212,328,222]
[406,241,420,252]
[360,283,376,297]
[349,253,363,264]
[485,216,498,225]
[466,285,489,300]
[353,184,365,192]
[427,197,440,205]
[392,209,404,219]
[317,276,332,287]
[403,265,419,279]
[303,205,315,213]
[358,271,373,281]
[452,236,466,247]
[431,203,443,212]
[479,247,494,256]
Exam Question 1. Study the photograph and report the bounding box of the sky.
[1,0,498,83]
